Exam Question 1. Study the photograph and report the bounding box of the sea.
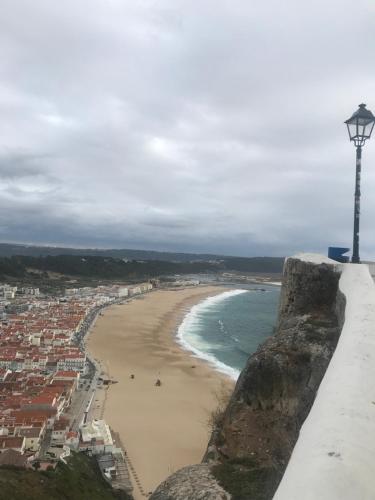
[177,285,281,380]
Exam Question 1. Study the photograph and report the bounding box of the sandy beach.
[87,286,235,499]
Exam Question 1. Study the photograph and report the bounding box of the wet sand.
[87,286,235,499]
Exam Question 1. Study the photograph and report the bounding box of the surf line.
[176,289,248,380]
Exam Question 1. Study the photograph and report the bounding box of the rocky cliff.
[151,257,342,500]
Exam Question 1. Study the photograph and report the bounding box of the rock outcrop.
[150,464,230,500]
[151,257,342,500]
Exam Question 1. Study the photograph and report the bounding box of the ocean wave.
[176,289,248,380]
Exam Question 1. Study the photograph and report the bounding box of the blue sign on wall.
[328,247,350,263]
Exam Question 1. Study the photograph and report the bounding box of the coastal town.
[0,281,153,496]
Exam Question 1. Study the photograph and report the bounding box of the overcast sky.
[1,0,375,257]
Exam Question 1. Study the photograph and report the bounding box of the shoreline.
[87,285,235,499]
[175,288,249,380]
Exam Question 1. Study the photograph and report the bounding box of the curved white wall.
[274,263,375,500]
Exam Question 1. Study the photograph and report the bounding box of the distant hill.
[0,243,226,262]
[0,243,284,269]
[0,243,284,285]
[0,254,284,281]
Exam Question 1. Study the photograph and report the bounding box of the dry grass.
[207,381,233,432]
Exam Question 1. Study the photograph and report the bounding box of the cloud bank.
[1,0,375,257]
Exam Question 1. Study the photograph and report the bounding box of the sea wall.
[274,263,375,500]
[151,254,344,500]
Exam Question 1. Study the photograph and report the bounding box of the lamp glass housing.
[345,103,375,147]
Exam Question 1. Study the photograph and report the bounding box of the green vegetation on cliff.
[0,452,132,500]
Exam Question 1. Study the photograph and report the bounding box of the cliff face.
[151,257,342,500]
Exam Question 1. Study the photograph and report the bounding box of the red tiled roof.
[0,449,27,467]
[0,436,24,449]
[54,371,78,378]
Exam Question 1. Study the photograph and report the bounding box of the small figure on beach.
[155,379,161,387]
[130,374,135,379]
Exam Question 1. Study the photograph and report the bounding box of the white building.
[128,286,141,296]
[57,354,86,373]
[79,419,114,455]
[16,427,43,452]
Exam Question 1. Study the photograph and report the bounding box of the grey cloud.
[0,0,375,257]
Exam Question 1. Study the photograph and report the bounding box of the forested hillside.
[0,254,283,281]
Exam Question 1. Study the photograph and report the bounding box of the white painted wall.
[363,261,375,278]
[274,263,375,500]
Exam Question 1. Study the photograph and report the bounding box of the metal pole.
[352,145,362,263]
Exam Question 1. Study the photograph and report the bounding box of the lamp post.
[345,103,375,263]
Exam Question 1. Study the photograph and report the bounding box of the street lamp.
[345,103,375,263]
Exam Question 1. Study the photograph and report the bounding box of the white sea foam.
[176,289,248,380]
